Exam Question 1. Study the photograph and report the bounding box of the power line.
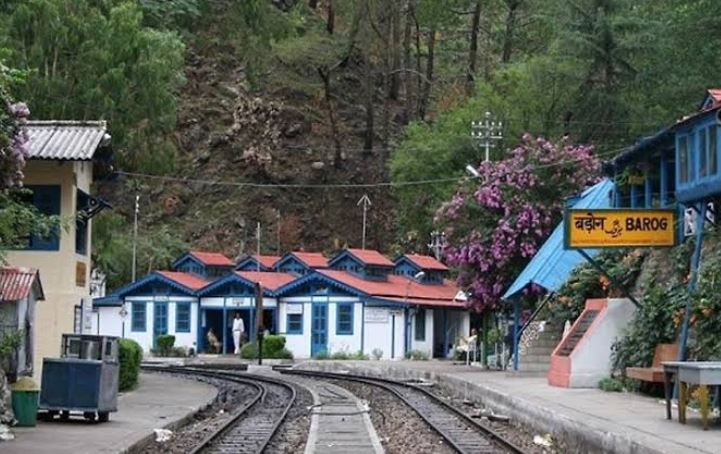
[115,145,626,190]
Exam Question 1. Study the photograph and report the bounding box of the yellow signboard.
[565,209,676,248]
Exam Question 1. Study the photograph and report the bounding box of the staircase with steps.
[557,310,599,356]
[547,298,636,388]
[507,321,563,377]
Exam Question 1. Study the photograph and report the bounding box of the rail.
[280,369,529,454]
[141,365,296,454]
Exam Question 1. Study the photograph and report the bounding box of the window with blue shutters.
[26,185,61,250]
[176,302,191,333]
[414,308,426,341]
[336,303,353,335]
[287,314,303,334]
[76,190,89,255]
[131,302,146,332]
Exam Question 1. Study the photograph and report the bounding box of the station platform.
[3,372,217,454]
[294,360,718,454]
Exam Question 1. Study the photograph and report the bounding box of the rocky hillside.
[99,2,405,259]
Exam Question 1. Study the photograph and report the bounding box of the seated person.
[206,328,221,354]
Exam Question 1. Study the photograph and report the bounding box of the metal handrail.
[513,292,553,351]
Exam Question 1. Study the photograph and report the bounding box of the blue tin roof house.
[607,88,721,211]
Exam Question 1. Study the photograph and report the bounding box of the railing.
[512,293,553,371]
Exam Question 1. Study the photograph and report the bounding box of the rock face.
[0,370,15,425]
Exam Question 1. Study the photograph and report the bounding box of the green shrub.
[598,377,625,392]
[240,338,294,360]
[119,339,143,391]
[405,350,429,360]
[263,335,286,355]
[371,348,383,360]
[314,350,329,360]
[350,351,369,360]
[156,335,176,357]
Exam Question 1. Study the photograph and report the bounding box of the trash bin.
[11,390,39,427]
[11,377,40,427]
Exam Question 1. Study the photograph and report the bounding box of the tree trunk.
[502,0,521,63]
[326,0,335,34]
[467,0,482,94]
[419,25,436,120]
[363,54,375,153]
[389,0,401,100]
[414,11,422,116]
[318,67,343,167]
[403,0,414,115]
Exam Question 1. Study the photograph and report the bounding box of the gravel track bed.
[432,386,562,454]
[138,373,258,454]
[328,379,456,454]
[263,382,313,453]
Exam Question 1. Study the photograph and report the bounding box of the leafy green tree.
[1,0,185,173]
[92,212,187,291]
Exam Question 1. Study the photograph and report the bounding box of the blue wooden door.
[154,302,168,348]
[311,303,328,357]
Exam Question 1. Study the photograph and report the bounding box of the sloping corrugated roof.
[236,271,297,291]
[318,270,458,301]
[189,251,234,267]
[24,121,108,160]
[402,254,449,271]
[291,252,329,268]
[254,255,281,268]
[0,267,44,301]
[343,248,394,267]
[157,271,209,290]
[502,179,614,301]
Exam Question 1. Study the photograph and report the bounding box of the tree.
[435,134,600,311]
[1,0,185,173]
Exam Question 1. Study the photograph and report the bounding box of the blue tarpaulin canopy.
[502,178,614,301]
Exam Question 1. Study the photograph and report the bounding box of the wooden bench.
[626,343,679,383]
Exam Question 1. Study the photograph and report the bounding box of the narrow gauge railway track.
[280,369,528,454]
[142,365,296,454]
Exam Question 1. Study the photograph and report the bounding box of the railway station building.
[6,121,111,380]
[92,248,470,360]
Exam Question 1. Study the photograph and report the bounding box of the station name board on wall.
[364,307,389,323]
[565,209,676,248]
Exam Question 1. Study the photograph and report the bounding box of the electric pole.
[357,194,372,249]
[428,231,446,260]
[131,194,140,282]
[276,209,281,255]
[256,222,261,272]
[471,111,503,162]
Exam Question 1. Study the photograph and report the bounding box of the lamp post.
[405,271,425,356]
[119,305,128,338]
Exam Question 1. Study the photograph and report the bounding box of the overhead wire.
[115,144,627,190]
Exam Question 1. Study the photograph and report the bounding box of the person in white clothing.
[232,312,245,354]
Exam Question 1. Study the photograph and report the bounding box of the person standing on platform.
[232,312,245,355]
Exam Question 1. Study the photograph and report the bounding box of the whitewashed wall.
[410,308,434,357]
[278,300,311,358]
[93,296,198,354]
[363,307,405,360]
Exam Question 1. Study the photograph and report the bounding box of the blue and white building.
[92,248,470,359]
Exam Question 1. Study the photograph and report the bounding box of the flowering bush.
[0,67,30,188]
[435,134,600,311]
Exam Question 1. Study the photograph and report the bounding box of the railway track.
[142,365,296,454]
[280,369,527,454]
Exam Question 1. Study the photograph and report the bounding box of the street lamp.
[119,306,128,338]
[465,164,480,177]
[404,271,426,357]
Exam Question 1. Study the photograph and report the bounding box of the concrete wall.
[569,298,636,388]
[7,161,94,380]
[363,307,405,360]
[93,296,198,354]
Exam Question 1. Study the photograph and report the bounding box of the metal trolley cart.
[39,334,119,422]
